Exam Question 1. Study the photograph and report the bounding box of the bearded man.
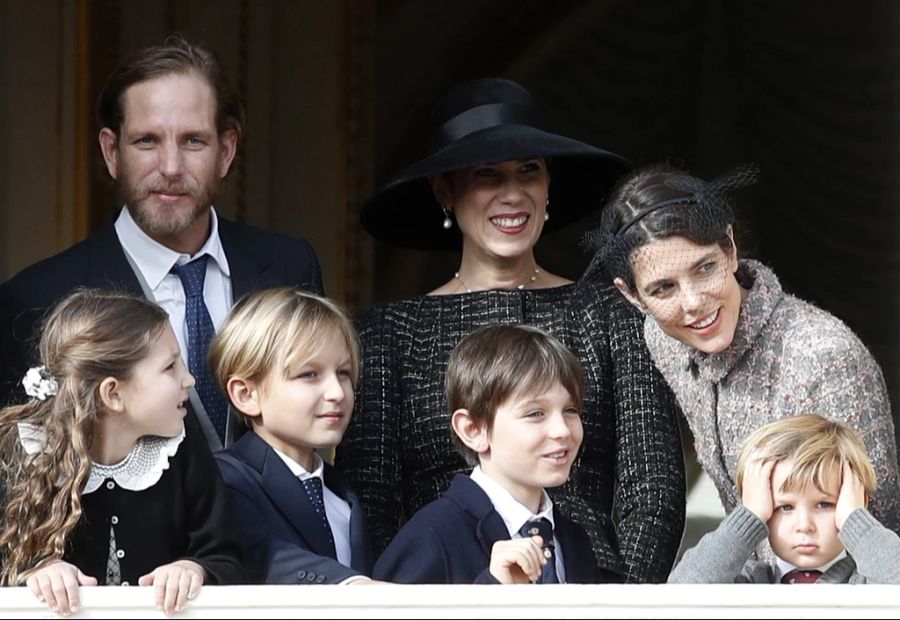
[0,36,323,451]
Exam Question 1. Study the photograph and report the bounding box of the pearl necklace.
[454,268,541,293]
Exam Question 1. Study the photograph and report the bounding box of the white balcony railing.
[0,583,898,618]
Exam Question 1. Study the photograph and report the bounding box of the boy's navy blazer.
[215,431,374,584]
[374,473,624,584]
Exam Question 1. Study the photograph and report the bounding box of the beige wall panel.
[1,0,80,280]
[242,0,274,230]
[0,1,352,302]
[269,1,342,299]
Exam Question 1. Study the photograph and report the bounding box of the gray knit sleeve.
[668,505,767,583]
[839,507,900,583]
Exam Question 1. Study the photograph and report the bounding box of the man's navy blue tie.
[170,256,228,442]
[301,477,336,553]
[519,518,559,583]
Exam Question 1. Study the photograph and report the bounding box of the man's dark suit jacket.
[0,215,323,445]
[373,473,624,584]
[215,431,374,584]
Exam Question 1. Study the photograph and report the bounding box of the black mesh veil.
[581,163,759,294]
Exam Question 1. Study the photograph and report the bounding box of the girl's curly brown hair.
[0,288,168,584]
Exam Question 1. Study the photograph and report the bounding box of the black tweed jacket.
[337,281,686,583]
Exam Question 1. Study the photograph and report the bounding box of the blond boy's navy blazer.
[216,431,374,584]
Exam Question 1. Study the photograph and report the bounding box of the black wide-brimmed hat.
[361,78,632,250]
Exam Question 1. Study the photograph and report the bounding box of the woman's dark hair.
[583,164,757,292]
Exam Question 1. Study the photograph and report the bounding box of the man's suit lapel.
[234,434,338,559]
[97,213,262,301]
[219,218,278,302]
[87,221,144,293]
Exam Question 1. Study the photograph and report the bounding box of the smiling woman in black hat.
[337,78,686,583]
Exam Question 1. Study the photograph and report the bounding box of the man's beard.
[118,170,220,238]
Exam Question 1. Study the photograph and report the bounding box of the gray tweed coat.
[645,260,900,536]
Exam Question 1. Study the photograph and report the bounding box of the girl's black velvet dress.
[66,424,245,585]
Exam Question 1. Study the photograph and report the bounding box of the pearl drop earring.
[544,197,550,222]
[442,208,453,230]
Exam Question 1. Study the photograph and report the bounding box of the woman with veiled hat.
[336,78,686,583]
[584,163,900,543]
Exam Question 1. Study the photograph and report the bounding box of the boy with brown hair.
[374,324,621,584]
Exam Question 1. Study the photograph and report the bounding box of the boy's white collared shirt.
[470,466,567,582]
[774,549,848,581]
[273,448,353,568]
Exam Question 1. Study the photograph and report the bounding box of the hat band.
[428,102,544,152]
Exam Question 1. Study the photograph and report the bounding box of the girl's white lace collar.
[17,423,184,493]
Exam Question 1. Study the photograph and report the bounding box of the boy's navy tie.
[519,518,559,583]
[170,256,228,442]
[301,477,336,554]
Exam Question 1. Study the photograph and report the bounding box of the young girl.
[0,289,244,615]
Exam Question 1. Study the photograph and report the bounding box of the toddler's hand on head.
[489,536,547,584]
[741,451,775,522]
[139,559,205,615]
[835,459,866,530]
[25,559,97,616]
